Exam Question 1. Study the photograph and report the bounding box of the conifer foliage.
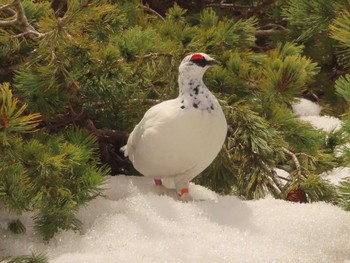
[1,0,350,246]
[0,82,108,240]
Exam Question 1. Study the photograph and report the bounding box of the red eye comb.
[191,53,205,60]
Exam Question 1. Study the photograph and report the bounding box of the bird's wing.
[125,99,178,159]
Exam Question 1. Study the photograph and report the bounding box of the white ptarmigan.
[124,53,227,201]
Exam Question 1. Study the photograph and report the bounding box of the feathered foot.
[179,188,193,202]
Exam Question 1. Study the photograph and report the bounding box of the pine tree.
[0,83,109,241]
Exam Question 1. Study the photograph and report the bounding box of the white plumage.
[124,53,227,201]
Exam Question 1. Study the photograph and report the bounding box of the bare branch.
[244,0,275,17]
[0,0,44,37]
[0,17,17,26]
[205,3,248,10]
[277,175,290,182]
[205,0,275,18]
[255,29,290,37]
[43,103,84,131]
[141,5,165,22]
[143,98,161,105]
[11,29,42,38]
[282,147,306,180]
[0,0,16,12]
[260,23,288,31]
[269,168,284,191]
[140,52,173,59]
[255,23,290,36]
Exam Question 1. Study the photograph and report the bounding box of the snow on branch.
[0,0,44,37]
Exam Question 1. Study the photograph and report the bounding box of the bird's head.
[179,53,217,77]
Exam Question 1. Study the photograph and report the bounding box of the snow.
[299,115,342,132]
[273,167,290,181]
[292,98,342,132]
[1,98,350,262]
[1,176,350,263]
[292,98,322,117]
[323,167,350,186]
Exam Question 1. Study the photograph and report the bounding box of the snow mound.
[274,167,290,180]
[2,176,350,263]
[292,98,342,132]
[300,115,342,132]
[292,98,322,117]
[323,167,350,186]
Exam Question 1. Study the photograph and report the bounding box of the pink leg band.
[154,179,162,186]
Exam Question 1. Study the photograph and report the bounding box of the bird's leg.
[154,179,162,186]
[179,189,193,202]
[153,178,168,195]
[174,176,193,202]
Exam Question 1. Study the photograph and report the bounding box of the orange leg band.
[180,188,189,195]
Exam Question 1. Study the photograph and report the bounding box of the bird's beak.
[207,59,218,66]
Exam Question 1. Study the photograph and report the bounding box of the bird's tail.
[120,145,128,157]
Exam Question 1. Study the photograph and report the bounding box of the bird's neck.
[178,74,216,112]
[178,74,205,94]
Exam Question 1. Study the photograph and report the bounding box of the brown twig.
[0,0,15,12]
[260,23,288,31]
[255,23,290,37]
[43,103,84,130]
[205,0,276,18]
[277,175,290,182]
[205,3,249,10]
[141,5,165,22]
[255,28,290,37]
[268,168,284,191]
[0,0,44,37]
[84,119,135,175]
[0,64,16,76]
[282,147,306,180]
[141,52,173,59]
[244,0,275,18]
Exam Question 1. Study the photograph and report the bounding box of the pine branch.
[0,0,44,37]
[0,61,25,76]
[43,103,84,130]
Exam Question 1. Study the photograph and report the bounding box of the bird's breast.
[127,97,227,178]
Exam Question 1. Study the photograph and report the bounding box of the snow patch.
[292,98,322,117]
[292,98,342,132]
[1,176,350,263]
[323,167,350,186]
[299,115,342,132]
